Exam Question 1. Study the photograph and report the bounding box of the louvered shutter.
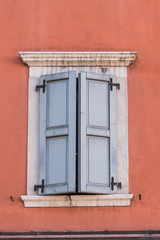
[78,72,117,194]
[38,71,76,194]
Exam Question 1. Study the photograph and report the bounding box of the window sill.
[21,194,133,207]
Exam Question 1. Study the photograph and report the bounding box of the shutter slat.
[46,127,68,137]
[86,72,110,81]
[45,72,69,81]
[78,72,87,192]
[109,75,117,194]
[38,75,47,195]
[67,71,77,192]
[87,128,110,137]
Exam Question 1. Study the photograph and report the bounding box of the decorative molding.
[19,52,137,67]
[21,194,133,208]
[0,233,159,239]
[1,231,160,239]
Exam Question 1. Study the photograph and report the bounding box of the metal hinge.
[111,177,122,191]
[109,78,120,91]
[36,80,46,93]
[34,179,45,193]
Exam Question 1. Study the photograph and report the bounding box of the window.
[36,71,117,195]
[20,52,136,207]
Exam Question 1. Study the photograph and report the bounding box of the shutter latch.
[111,177,121,191]
[34,179,45,193]
[109,78,120,91]
[36,80,46,93]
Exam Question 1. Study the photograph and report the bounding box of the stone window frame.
[20,52,136,207]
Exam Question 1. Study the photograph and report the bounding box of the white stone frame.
[20,52,136,207]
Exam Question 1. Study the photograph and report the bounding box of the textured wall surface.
[0,0,160,232]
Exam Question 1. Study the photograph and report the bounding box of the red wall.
[0,0,160,232]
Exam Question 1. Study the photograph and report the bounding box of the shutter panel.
[78,72,117,194]
[38,71,76,194]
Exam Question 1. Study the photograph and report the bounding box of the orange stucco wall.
[0,0,160,232]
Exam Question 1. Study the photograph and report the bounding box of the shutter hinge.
[109,78,120,91]
[36,80,46,93]
[34,179,45,193]
[111,177,122,191]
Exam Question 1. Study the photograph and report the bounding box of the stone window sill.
[21,194,133,207]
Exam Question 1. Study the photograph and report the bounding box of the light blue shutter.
[78,72,117,194]
[38,71,76,194]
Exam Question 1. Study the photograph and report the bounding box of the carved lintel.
[19,52,137,67]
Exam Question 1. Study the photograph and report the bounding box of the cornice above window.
[19,51,137,67]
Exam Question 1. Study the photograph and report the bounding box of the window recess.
[35,71,121,195]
